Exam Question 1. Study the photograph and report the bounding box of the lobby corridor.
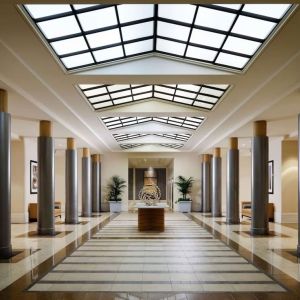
[29,213,285,295]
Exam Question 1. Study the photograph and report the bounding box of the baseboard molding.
[281,213,297,223]
[11,212,29,223]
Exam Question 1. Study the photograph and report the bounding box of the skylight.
[101,116,204,130]
[120,143,184,150]
[113,133,191,142]
[23,4,292,71]
[80,84,228,110]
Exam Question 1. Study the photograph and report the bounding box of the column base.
[212,213,222,217]
[226,219,240,224]
[296,245,300,257]
[38,228,56,236]
[0,245,12,259]
[65,219,79,224]
[81,213,91,218]
[251,227,269,235]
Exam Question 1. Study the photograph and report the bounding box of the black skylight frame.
[113,133,191,142]
[101,116,204,130]
[23,4,293,72]
[120,143,183,150]
[80,84,228,110]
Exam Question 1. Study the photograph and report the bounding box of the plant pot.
[178,200,192,213]
[109,201,122,213]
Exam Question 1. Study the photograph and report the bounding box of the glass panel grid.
[80,84,228,111]
[23,4,292,71]
[113,133,191,142]
[120,143,183,150]
[101,116,204,130]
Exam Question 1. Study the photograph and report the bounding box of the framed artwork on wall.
[268,160,274,194]
[30,160,38,194]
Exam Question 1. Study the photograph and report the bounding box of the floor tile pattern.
[29,213,286,293]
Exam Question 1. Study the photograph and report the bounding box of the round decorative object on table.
[138,184,161,206]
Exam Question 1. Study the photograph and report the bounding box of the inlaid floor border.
[187,213,300,298]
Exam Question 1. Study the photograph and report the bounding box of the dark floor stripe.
[62,261,248,265]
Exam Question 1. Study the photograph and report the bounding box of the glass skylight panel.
[121,22,153,42]
[190,29,226,48]
[200,87,224,97]
[216,52,249,68]
[158,4,196,24]
[111,90,131,99]
[156,39,186,56]
[37,16,80,39]
[195,7,236,31]
[194,101,213,109]
[77,7,117,31]
[73,4,99,10]
[214,4,242,10]
[133,93,152,100]
[174,97,193,105]
[154,93,173,101]
[25,5,72,18]
[83,87,107,97]
[157,22,190,42]
[177,85,200,93]
[223,36,261,56]
[62,53,94,68]
[24,4,293,71]
[118,4,154,23]
[89,95,110,103]
[155,86,175,95]
[232,16,276,39]
[108,85,130,92]
[93,46,123,62]
[242,4,291,19]
[197,94,218,103]
[175,90,196,99]
[132,86,152,94]
[80,84,228,110]
[86,29,121,48]
[51,37,88,55]
[124,39,153,56]
[160,144,184,149]
[186,46,217,61]
[114,97,133,105]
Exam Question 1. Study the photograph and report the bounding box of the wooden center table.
[135,203,169,232]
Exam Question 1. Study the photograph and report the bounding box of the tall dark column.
[202,154,211,213]
[38,120,55,235]
[212,148,222,217]
[251,121,269,235]
[297,115,300,256]
[200,160,203,212]
[226,137,240,224]
[65,138,78,224]
[82,148,91,217]
[92,154,101,213]
[0,89,12,258]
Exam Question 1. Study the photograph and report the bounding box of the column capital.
[229,137,238,150]
[91,154,101,163]
[67,138,75,150]
[214,147,221,157]
[39,120,52,137]
[0,89,8,112]
[82,148,90,157]
[202,154,211,162]
[254,120,267,136]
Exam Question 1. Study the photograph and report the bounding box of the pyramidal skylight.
[101,116,204,130]
[120,143,184,150]
[113,133,191,142]
[23,4,292,71]
[80,84,228,110]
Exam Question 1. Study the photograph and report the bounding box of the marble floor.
[1,212,300,300]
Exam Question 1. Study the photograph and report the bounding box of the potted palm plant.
[107,175,126,213]
[175,175,194,212]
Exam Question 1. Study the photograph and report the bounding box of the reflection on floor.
[29,213,285,293]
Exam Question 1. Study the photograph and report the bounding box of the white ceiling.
[0,1,299,154]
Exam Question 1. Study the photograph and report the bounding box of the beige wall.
[281,140,298,218]
[55,150,65,213]
[11,139,25,223]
